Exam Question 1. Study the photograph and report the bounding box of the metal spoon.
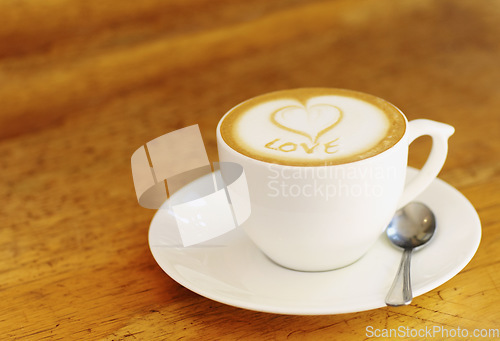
[385,202,436,306]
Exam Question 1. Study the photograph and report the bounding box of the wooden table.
[1,0,499,339]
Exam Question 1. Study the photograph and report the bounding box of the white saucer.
[148,168,481,315]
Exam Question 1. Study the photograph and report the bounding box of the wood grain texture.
[1,0,499,339]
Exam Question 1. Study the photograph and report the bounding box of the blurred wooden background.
[1,0,499,339]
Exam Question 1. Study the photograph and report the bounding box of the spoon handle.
[385,249,413,306]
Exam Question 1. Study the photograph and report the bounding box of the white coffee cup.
[216,88,454,271]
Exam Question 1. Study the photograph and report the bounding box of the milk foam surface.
[220,89,406,166]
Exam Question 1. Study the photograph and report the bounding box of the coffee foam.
[220,89,406,166]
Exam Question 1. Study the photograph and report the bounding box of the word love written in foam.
[264,138,340,154]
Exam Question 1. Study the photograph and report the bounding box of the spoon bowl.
[385,202,436,306]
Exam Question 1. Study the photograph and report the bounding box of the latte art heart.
[271,104,343,143]
[219,88,406,166]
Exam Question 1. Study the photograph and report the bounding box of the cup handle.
[398,119,455,208]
